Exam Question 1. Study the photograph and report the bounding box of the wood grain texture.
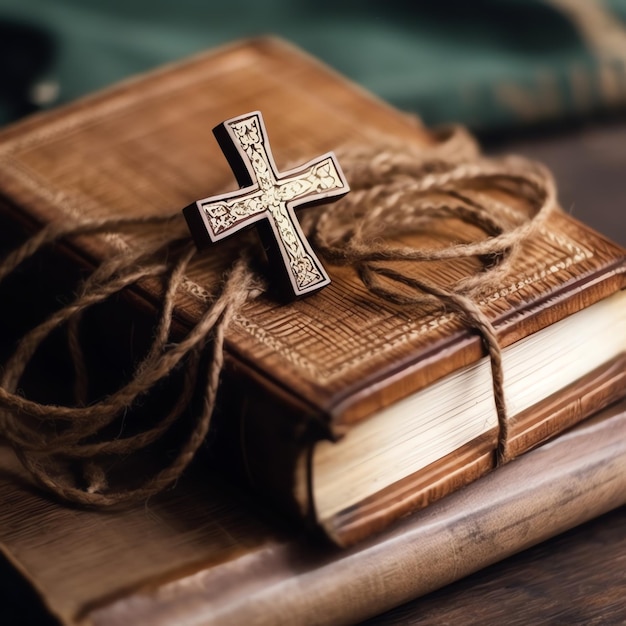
[1,400,625,626]
[0,37,624,544]
[363,506,626,626]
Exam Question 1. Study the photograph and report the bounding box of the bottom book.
[1,399,625,626]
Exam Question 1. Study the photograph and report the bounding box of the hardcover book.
[0,38,624,547]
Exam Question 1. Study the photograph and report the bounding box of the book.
[1,400,625,626]
[0,38,624,546]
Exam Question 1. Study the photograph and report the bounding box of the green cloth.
[2,0,626,131]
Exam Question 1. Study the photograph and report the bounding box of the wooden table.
[366,506,626,625]
[488,118,626,248]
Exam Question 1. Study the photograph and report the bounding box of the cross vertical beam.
[183,111,349,297]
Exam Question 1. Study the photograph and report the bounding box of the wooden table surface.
[364,118,626,625]
[488,118,626,248]
[365,506,626,625]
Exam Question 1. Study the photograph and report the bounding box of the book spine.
[215,355,328,522]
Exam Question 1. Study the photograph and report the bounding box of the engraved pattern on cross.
[183,111,349,296]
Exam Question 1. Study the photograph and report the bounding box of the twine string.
[0,127,557,504]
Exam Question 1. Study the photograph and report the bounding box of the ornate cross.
[183,111,349,297]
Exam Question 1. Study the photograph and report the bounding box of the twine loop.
[0,125,557,505]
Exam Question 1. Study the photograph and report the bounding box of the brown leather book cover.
[1,400,625,626]
[0,38,624,545]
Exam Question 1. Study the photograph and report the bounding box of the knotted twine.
[0,125,557,506]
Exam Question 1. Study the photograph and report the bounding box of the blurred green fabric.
[2,0,626,131]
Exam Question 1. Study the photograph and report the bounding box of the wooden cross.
[183,111,349,297]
